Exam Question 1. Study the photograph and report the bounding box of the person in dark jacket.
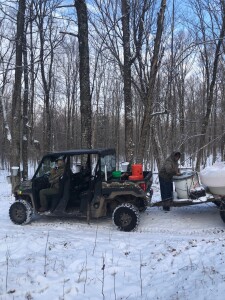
[158,151,181,211]
[38,157,65,212]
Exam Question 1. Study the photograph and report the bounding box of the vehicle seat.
[50,168,71,211]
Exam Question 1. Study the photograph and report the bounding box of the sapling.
[25,292,33,300]
[5,248,10,292]
[139,251,143,297]
[111,271,117,300]
[44,231,50,276]
[92,225,98,256]
[77,262,85,283]
[101,255,105,300]
[84,251,87,293]
[62,278,70,300]
[108,228,112,242]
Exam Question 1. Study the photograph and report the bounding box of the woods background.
[1,0,225,179]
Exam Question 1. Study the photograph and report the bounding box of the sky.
[1,168,225,299]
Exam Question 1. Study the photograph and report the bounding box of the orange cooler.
[132,164,143,177]
[129,164,144,180]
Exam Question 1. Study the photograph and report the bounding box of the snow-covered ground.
[1,170,225,300]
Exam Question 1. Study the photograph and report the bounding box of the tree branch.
[151,109,168,117]
[60,31,78,37]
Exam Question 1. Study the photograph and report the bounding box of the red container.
[129,175,144,181]
[132,164,143,177]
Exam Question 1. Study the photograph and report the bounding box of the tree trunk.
[0,88,11,168]
[22,28,29,180]
[39,28,52,153]
[137,0,166,163]
[29,0,36,151]
[121,0,134,163]
[37,1,56,153]
[10,0,26,191]
[75,0,92,149]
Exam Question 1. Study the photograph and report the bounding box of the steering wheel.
[34,173,50,190]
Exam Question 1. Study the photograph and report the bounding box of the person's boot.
[38,207,47,212]
[163,198,172,212]
[163,206,170,212]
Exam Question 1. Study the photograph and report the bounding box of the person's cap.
[55,156,64,161]
[175,152,181,157]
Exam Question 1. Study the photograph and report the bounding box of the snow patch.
[1,170,225,299]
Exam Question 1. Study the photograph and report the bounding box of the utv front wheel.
[9,200,33,225]
[113,203,140,232]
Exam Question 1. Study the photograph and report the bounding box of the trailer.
[150,168,225,223]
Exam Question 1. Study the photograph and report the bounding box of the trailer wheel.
[9,200,33,225]
[113,203,140,232]
[220,203,225,223]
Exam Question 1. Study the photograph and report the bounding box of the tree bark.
[121,0,134,163]
[137,0,166,163]
[22,27,29,180]
[28,0,35,149]
[39,9,52,153]
[75,0,92,149]
[10,0,26,191]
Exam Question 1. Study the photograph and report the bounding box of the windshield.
[35,158,55,178]
[100,154,116,173]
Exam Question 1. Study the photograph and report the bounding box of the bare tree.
[137,0,167,163]
[10,0,26,190]
[90,0,149,162]
[57,36,80,149]
[121,0,134,162]
[0,17,15,168]
[28,0,38,154]
[75,0,92,149]
[22,22,29,180]
[34,0,64,153]
[194,0,225,170]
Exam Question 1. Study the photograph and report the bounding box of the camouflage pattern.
[49,166,64,189]
[158,151,181,182]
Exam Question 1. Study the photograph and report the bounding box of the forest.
[0,0,225,180]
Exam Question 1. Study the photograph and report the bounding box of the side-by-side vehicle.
[9,148,153,231]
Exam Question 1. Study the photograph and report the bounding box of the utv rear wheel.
[113,203,140,232]
[9,200,33,225]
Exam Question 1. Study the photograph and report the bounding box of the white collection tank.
[173,171,199,199]
[200,162,225,195]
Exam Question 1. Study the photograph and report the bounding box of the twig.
[151,109,168,117]
[84,251,87,293]
[62,279,65,300]
[78,262,85,283]
[101,255,105,300]
[5,248,10,292]
[108,228,112,242]
[112,271,117,300]
[180,131,225,165]
[62,279,70,300]
[92,225,98,256]
[56,4,74,9]
[44,231,50,277]
[140,251,143,297]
